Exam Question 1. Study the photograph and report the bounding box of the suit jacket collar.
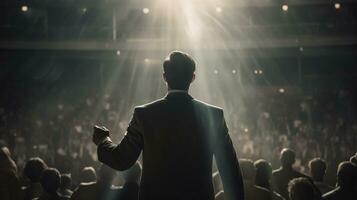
[165,91,193,100]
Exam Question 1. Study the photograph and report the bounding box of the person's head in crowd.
[280,148,296,169]
[163,51,196,91]
[288,177,315,200]
[239,159,256,181]
[40,168,61,195]
[308,158,327,182]
[350,153,357,165]
[80,166,97,183]
[97,164,117,187]
[254,159,272,189]
[121,161,142,184]
[24,157,47,183]
[0,146,17,175]
[336,161,357,189]
[60,174,72,190]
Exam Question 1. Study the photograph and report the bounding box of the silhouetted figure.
[0,147,21,200]
[240,159,278,200]
[117,161,141,200]
[308,158,333,194]
[350,153,357,165]
[288,178,315,200]
[58,174,73,199]
[23,157,47,200]
[323,161,357,200]
[272,148,308,199]
[79,167,96,184]
[254,159,285,200]
[36,168,68,200]
[92,51,244,200]
[70,165,120,200]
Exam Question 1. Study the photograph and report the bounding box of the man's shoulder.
[192,99,223,111]
[134,98,166,110]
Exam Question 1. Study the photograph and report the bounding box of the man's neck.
[167,89,188,94]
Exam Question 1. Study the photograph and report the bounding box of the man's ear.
[191,73,196,83]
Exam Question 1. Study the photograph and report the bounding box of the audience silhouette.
[36,168,68,200]
[322,161,357,200]
[272,148,309,199]
[254,159,285,200]
[58,174,73,199]
[0,147,21,200]
[308,158,333,194]
[288,177,316,200]
[79,167,97,184]
[23,157,48,200]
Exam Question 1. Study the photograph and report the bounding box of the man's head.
[163,51,196,90]
[280,148,296,169]
[24,157,47,183]
[60,174,72,190]
[239,159,256,181]
[288,178,315,200]
[80,166,97,183]
[121,161,142,184]
[254,159,272,188]
[336,161,357,189]
[308,158,327,182]
[40,168,61,195]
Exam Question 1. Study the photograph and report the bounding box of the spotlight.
[142,8,150,14]
[116,50,121,56]
[282,4,288,12]
[254,70,258,74]
[299,47,304,52]
[232,69,237,74]
[244,128,249,133]
[144,58,150,63]
[258,70,263,74]
[216,7,222,13]
[21,5,29,12]
[334,3,341,9]
[82,8,87,13]
[213,70,219,74]
[279,88,285,93]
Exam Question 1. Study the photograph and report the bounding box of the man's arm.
[214,110,244,200]
[95,108,144,171]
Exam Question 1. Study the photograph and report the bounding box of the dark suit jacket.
[97,92,244,200]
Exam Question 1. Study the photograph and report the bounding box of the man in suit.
[92,51,244,200]
[272,148,309,199]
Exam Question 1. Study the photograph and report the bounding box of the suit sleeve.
[97,108,144,171]
[214,110,244,200]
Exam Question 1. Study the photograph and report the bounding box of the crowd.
[0,88,356,200]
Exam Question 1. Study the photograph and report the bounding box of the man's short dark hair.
[80,166,97,183]
[60,174,72,189]
[288,177,315,200]
[40,168,61,194]
[239,159,255,180]
[163,51,195,90]
[254,159,272,188]
[308,158,327,182]
[337,161,357,189]
[280,148,296,168]
[24,157,47,182]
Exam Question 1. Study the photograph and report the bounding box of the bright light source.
[299,47,304,52]
[213,70,219,74]
[258,70,263,74]
[116,50,121,55]
[21,5,29,12]
[144,58,150,63]
[82,8,87,13]
[142,8,150,14]
[334,3,341,9]
[216,7,222,13]
[232,69,237,74]
[282,4,289,12]
[279,88,285,93]
[244,128,249,133]
[254,70,258,74]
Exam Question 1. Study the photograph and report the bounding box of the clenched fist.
[92,125,110,145]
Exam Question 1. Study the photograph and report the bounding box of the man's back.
[272,168,307,199]
[97,92,244,200]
